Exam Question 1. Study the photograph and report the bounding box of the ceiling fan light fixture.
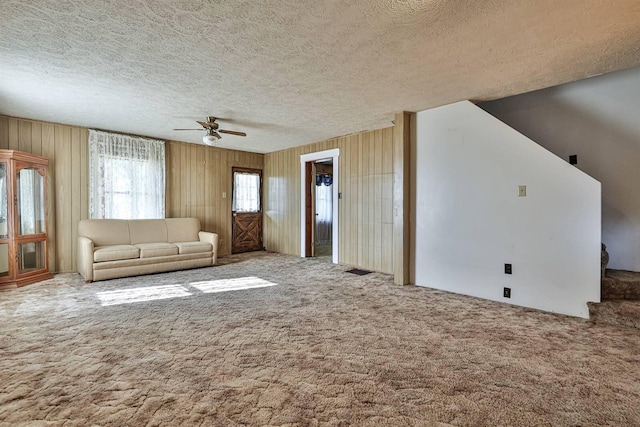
[203,132,220,145]
[173,117,245,144]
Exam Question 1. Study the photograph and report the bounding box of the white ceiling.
[2,1,640,153]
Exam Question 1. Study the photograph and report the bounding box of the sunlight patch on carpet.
[189,277,278,293]
[97,284,192,306]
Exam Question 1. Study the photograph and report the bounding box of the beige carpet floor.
[1,252,639,426]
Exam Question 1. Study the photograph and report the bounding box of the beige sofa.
[77,218,218,282]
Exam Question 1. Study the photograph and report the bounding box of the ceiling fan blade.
[173,128,205,131]
[196,121,215,129]
[218,129,247,137]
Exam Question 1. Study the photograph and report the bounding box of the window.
[232,171,260,212]
[89,130,165,219]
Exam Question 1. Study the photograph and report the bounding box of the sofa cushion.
[129,219,168,244]
[93,251,213,270]
[166,218,201,243]
[135,242,179,258]
[79,219,131,246]
[175,241,212,255]
[94,245,140,262]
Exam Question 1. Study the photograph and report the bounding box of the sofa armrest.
[77,236,95,282]
[198,231,219,265]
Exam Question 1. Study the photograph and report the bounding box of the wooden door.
[232,167,263,254]
[304,161,317,257]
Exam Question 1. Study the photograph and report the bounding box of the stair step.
[601,269,640,300]
[588,300,640,329]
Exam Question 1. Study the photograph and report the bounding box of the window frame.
[232,167,262,214]
[88,130,165,220]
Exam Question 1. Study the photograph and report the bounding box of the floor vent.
[346,268,372,276]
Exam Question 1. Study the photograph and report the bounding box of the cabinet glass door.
[17,167,45,236]
[0,162,8,277]
[18,241,45,274]
[0,162,7,239]
[0,244,8,277]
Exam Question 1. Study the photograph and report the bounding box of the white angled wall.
[481,66,640,271]
[412,101,601,318]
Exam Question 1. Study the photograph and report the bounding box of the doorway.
[300,149,340,264]
[231,167,263,254]
[314,159,333,259]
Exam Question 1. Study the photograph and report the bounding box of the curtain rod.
[89,128,165,143]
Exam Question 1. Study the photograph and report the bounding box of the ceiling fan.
[173,116,247,145]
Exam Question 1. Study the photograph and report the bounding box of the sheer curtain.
[315,175,332,244]
[89,130,165,219]
[233,172,260,212]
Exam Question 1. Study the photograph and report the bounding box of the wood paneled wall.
[0,115,264,272]
[165,140,263,256]
[0,116,88,273]
[1,114,395,274]
[264,127,395,273]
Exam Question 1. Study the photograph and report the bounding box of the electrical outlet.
[222,192,227,198]
[518,185,526,197]
[504,263,512,274]
[503,287,511,298]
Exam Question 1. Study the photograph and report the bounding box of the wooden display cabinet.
[0,150,51,289]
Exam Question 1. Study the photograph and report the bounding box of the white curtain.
[233,172,260,212]
[89,130,165,219]
[316,180,332,244]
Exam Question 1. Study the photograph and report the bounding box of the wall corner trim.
[393,112,412,285]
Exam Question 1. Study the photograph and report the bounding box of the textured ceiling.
[2,1,640,153]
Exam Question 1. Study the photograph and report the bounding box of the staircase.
[588,270,640,329]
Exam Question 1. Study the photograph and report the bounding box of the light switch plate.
[518,185,526,197]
